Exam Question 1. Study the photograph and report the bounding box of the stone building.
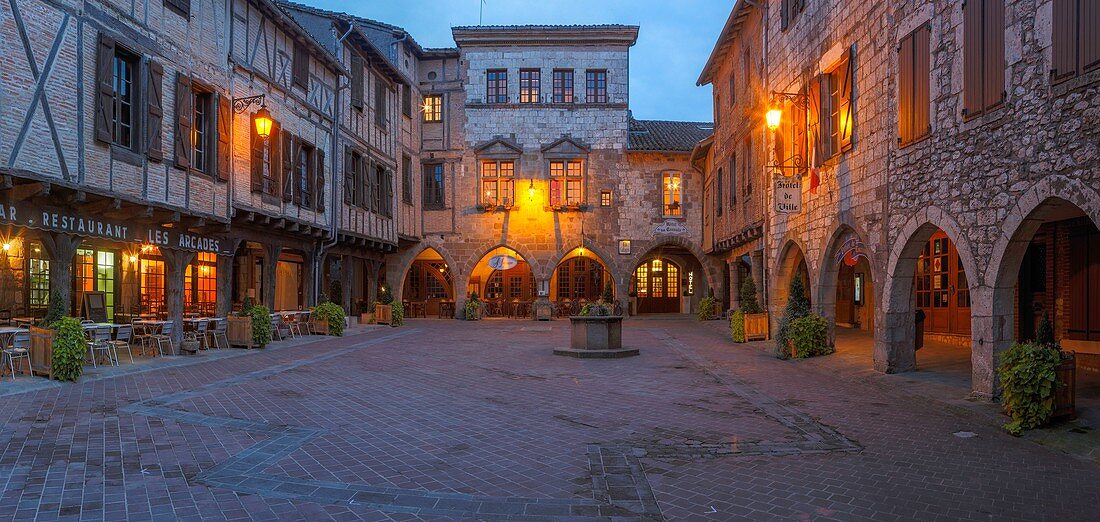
[385,25,717,318]
[700,0,1100,396]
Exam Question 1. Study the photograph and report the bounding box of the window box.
[550,203,589,212]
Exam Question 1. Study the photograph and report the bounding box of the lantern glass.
[254,107,273,139]
[765,108,782,130]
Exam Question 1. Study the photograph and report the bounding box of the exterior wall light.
[253,106,273,140]
[765,108,782,131]
[528,180,536,201]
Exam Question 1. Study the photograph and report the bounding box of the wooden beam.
[65,190,87,204]
[83,197,122,214]
[0,175,12,189]
[287,222,300,233]
[6,181,50,202]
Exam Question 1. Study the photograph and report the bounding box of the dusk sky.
[307,0,730,122]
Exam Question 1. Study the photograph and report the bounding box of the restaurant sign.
[0,201,232,255]
[488,254,518,270]
[774,176,802,214]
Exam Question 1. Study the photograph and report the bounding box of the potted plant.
[227,298,272,349]
[697,294,718,321]
[375,289,394,325]
[390,300,404,327]
[464,292,481,321]
[49,316,86,382]
[554,302,636,358]
[999,315,1076,435]
[357,300,374,325]
[774,276,809,359]
[730,309,746,343]
[789,314,833,359]
[740,276,769,341]
[313,301,345,336]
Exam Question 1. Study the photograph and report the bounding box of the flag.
[808,128,820,195]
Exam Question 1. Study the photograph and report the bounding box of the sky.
[307,0,730,122]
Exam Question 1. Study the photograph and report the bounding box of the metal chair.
[301,311,314,335]
[109,325,135,364]
[194,320,211,349]
[270,315,287,341]
[2,332,32,379]
[210,319,229,349]
[132,324,155,356]
[0,310,11,326]
[286,314,302,338]
[151,322,174,356]
[87,326,116,367]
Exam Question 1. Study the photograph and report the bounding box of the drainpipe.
[315,22,356,306]
[761,2,772,316]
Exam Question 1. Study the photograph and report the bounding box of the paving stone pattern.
[0,319,1097,520]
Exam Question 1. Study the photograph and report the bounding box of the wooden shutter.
[147,60,164,161]
[215,93,231,182]
[792,85,807,173]
[550,179,562,207]
[343,148,354,204]
[293,42,309,90]
[983,0,1005,110]
[350,55,364,111]
[250,114,263,192]
[268,121,281,196]
[95,33,115,144]
[174,72,192,169]
[315,148,325,212]
[293,141,303,205]
[913,26,931,141]
[1081,0,1100,73]
[729,158,736,206]
[282,132,294,202]
[385,169,394,215]
[898,32,914,145]
[1052,0,1077,82]
[963,0,983,116]
[807,75,821,166]
[837,48,854,151]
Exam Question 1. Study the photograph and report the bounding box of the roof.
[627,118,714,153]
[277,1,446,62]
[452,25,639,47]
[697,0,757,86]
[258,0,345,74]
[280,1,407,84]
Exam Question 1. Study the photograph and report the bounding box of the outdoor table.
[12,317,35,327]
[0,327,28,349]
[132,320,169,335]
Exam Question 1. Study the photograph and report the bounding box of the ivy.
[249,304,273,348]
[998,342,1062,435]
[51,317,86,382]
[730,310,746,343]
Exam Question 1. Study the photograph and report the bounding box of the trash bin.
[915,309,926,350]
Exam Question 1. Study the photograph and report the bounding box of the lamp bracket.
[232,94,265,114]
[770,90,809,110]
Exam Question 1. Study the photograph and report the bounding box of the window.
[423,94,442,122]
[742,136,753,196]
[292,42,309,90]
[663,172,682,217]
[585,70,607,103]
[781,0,805,30]
[350,55,364,111]
[600,190,612,207]
[191,91,213,173]
[251,113,279,196]
[27,245,49,318]
[549,160,584,207]
[185,253,217,315]
[297,143,314,209]
[963,0,1005,115]
[487,69,508,103]
[898,25,931,145]
[814,48,854,161]
[728,158,737,207]
[372,165,393,216]
[402,84,412,117]
[1052,0,1099,83]
[716,167,723,216]
[1068,222,1100,340]
[76,248,117,321]
[140,257,165,315]
[374,77,387,127]
[519,69,540,103]
[480,160,515,207]
[111,48,139,149]
[424,163,445,209]
[552,69,574,103]
[402,155,413,204]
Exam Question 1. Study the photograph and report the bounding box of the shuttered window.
[963,0,1005,117]
[898,25,931,146]
[402,155,413,204]
[350,54,364,111]
[715,167,723,217]
[424,163,445,209]
[95,35,140,150]
[147,61,164,161]
[292,42,309,90]
[374,76,387,127]
[781,0,805,30]
[1052,0,1100,82]
[402,84,412,117]
[215,94,230,181]
[174,72,192,169]
[344,148,359,205]
[728,157,736,207]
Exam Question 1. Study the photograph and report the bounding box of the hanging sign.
[654,219,689,235]
[834,236,869,267]
[488,254,518,270]
[774,176,802,214]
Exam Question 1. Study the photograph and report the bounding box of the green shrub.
[51,317,86,382]
[377,288,394,305]
[998,342,1063,435]
[328,279,343,306]
[314,302,345,337]
[239,296,254,317]
[464,293,480,320]
[790,314,832,358]
[43,290,66,326]
[697,296,718,321]
[249,304,273,348]
[601,281,615,304]
[739,276,763,314]
[580,303,612,316]
[1036,314,1055,347]
[390,301,404,327]
[775,276,810,359]
[730,310,746,343]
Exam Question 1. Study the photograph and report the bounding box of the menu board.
[83,292,108,323]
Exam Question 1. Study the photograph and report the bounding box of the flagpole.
[480,0,485,25]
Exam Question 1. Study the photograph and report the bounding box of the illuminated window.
[423,94,442,122]
[519,69,540,103]
[185,252,217,315]
[27,243,49,317]
[141,257,166,315]
[75,248,116,321]
[600,190,612,207]
[480,160,515,207]
[663,171,682,217]
[549,160,584,207]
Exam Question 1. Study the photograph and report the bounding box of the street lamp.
[765,108,782,131]
[527,180,536,202]
[233,94,272,140]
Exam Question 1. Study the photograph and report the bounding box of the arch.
[815,221,877,345]
[462,242,541,281]
[877,206,979,379]
[625,235,721,299]
[772,238,812,318]
[546,242,615,279]
[394,244,460,299]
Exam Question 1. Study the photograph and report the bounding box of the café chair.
[2,332,32,379]
[109,325,135,364]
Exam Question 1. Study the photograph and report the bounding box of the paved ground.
[0,318,1098,521]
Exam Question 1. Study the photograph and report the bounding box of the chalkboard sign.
[83,292,108,323]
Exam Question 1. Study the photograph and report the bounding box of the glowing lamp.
[765,108,782,131]
[254,106,273,140]
[527,180,536,201]
[1,243,9,252]
[128,255,138,264]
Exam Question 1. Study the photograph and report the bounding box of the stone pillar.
[751,249,766,304]
[729,259,741,312]
[341,256,354,313]
[262,244,282,310]
[162,249,197,353]
[39,232,82,316]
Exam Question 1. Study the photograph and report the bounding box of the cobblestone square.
[0,320,1097,521]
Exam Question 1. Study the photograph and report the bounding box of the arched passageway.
[401,248,455,318]
[468,247,536,318]
[628,244,710,315]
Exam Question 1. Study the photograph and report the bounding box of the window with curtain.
[549,160,584,207]
[663,171,682,217]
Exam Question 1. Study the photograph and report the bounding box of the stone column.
[729,259,741,312]
[39,232,82,316]
[751,249,766,304]
[262,244,282,310]
[162,249,197,353]
[215,254,234,317]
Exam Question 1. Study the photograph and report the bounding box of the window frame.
[423,162,445,209]
[519,69,541,104]
[190,88,214,175]
[480,159,516,208]
[662,171,683,218]
[552,69,574,103]
[402,154,413,204]
[486,69,508,104]
[111,47,140,150]
[585,70,608,103]
[296,141,315,209]
[423,94,443,122]
[549,159,585,208]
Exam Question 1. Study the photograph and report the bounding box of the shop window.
[75,248,117,321]
[549,160,584,208]
[141,257,166,316]
[663,171,682,217]
[481,160,515,207]
[27,243,49,317]
[185,252,217,315]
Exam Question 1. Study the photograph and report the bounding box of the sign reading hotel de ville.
[774,176,802,214]
[0,201,232,255]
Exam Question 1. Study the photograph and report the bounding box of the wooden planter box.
[29,326,56,379]
[359,313,374,325]
[375,304,392,325]
[227,316,261,349]
[555,316,637,358]
[1053,354,1076,419]
[745,313,770,341]
[311,319,330,336]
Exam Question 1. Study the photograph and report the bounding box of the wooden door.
[836,264,855,325]
[916,232,971,336]
[635,258,680,313]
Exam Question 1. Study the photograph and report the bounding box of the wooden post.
[263,244,282,310]
[216,239,240,318]
[162,249,197,352]
[301,248,316,308]
[342,255,354,313]
[39,232,82,316]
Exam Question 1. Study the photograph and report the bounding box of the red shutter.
[963,0,984,116]
[250,114,263,192]
[1081,0,1100,73]
[174,72,192,169]
[215,93,231,182]
[95,33,115,144]
[913,26,931,141]
[550,179,562,207]
[983,0,1005,110]
[315,148,325,212]
[147,60,164,161]
[898,33,914,145]
[282,133,294,202]
[1052,0,1077,82]
[837,48,854,151]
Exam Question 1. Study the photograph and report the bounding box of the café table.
[12,317,35,327]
